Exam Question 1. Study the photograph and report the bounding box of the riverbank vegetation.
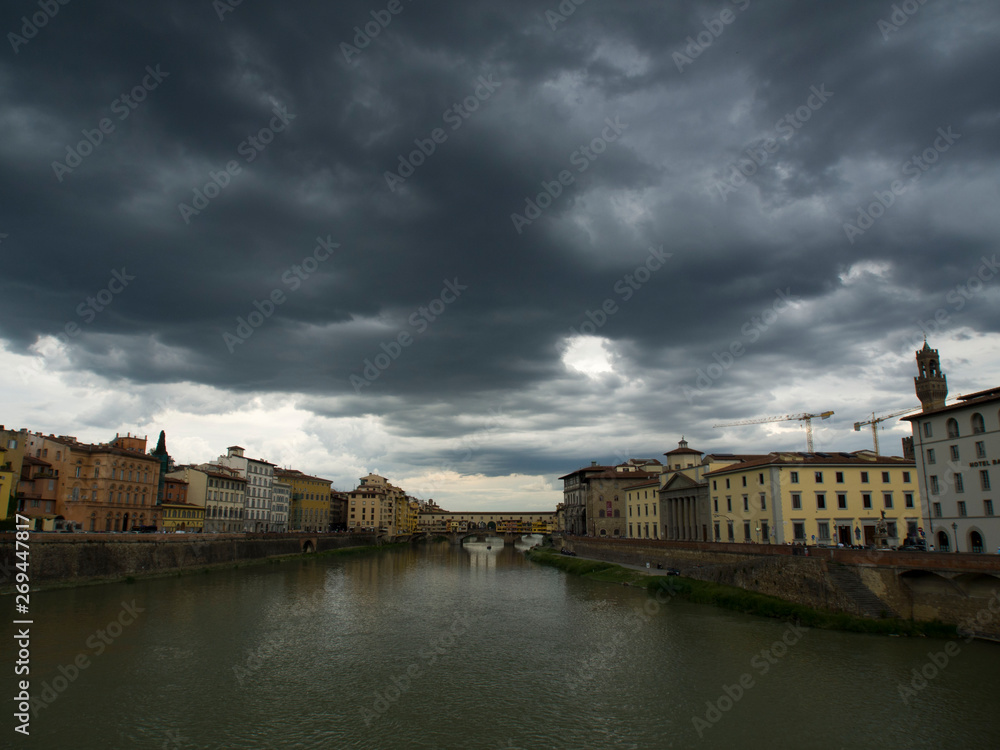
[525,547,954,638]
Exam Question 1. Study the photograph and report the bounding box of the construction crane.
[853,406,923,455]
[713,411,835,452]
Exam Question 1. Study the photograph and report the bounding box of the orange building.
[24,432,162,532]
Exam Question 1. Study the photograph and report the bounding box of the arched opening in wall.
[969,530,984,553]
[302,540,315,554]
[947,418,960,438]
[600,529,607,537]
[972,413,985,434]
[937,530,950,551]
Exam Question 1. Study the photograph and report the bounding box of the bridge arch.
[301,539,316,554]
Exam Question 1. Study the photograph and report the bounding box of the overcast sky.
[2,0,999,510]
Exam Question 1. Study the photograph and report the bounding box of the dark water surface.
[7,541,999,749]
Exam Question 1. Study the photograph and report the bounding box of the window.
[927,449,936,464]
[905,493,914,508]
[727,497,732,512]
[742,476,747,487]
[981,470,991,491]
[727,521,734,541]
[947,419,959,438]
[790,471,799,484]
[760,494,766,510]
[986,500,994,516]
[976,441,987,459]
[837,493,847,509]
[972,413,985,434]
[933,502,942,517]
[924,422,932,438]
[902,471,911,483]
[743,521,751,541]
[714,523,720,541]
[816,493,826,510]
[815,472,823,483]
[860,472,869,483]
[863,493,872,509]
[930,476,940,494]
[725,478,731,489]
[628,506,633,517]
[881,471,890,483]
[835,472,844,483]
[817,522,830,541]
[954,473,964,493]
[886,522,897,538]
[793,522,805,541]
[950,445,960,462]
[883,493,893,509]
[958,501,967,517]
[791,493,801,510]
[759,473,765,485]
[743,496,749,511]
[713,498,718,512]
[712,480,717,490]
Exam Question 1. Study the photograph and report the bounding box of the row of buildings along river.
[0,431,554,536]
[557,342,1000,555]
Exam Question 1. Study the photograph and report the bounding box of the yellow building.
[625,478,662,540]
[704,451,921,547]
[161,501,205,532]
[276,469,333,531]
[0,446,16,521]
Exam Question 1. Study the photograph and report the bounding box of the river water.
[8,541,1000,749]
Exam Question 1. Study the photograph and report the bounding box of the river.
[8,540,1000,749]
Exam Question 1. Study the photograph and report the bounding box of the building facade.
[216,446,275,532]
[21,432,162,532]
[560,460,663,538]
[705,451,920,546]
[271,479,290,532]
[276,469,332,531]
[904,342,1000,553]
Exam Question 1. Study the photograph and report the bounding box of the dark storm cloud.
[2,0,999,476]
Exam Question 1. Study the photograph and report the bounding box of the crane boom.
[713,411,834,452]
[853,406,922,455]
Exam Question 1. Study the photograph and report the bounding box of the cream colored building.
[172,464,246,533]
[704,451,921,546]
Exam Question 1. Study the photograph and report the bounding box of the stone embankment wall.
[0,532,378,590]
[560,536,1000,639]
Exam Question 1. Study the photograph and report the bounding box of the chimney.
[591,461,597,467]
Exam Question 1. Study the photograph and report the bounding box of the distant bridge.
[403,530,550,546]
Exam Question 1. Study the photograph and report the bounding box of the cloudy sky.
[2,0,999,510]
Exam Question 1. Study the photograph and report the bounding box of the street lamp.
[952,522,959,554]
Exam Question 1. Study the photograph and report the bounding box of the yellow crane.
[713,411,835,452]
